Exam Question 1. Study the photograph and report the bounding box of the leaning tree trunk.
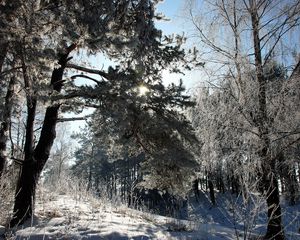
[10,44,76,227]
[249,1,284,239]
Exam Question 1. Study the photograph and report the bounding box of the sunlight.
[137,85,149,96]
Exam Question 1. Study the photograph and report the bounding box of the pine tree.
[5,0,197,226]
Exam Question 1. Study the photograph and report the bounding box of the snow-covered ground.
[188,191,300,240]
[1,188,300,239]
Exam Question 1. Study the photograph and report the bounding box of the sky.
[156,0,184,35]
[155,0,203,91]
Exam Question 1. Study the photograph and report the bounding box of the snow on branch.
[66,63,110,80]
[57,117,88,122]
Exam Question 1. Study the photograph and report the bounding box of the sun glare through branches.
[137,85,150,96]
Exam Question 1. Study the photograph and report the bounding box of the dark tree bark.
[10,44,76,227]
[231,176,239,195]
[193,178,200,201]
[208,176,216,206]
[87,166,92,192]
[0,42,8,72]
[9,44,38,226]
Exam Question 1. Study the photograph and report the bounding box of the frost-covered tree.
[72,128,145,202]
[0,1,22,175]
[43,124,72,187]
[187,0,300,238]
[2,0,198,227]
[74,78,199,196]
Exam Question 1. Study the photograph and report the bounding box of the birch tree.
[187,0,300,238]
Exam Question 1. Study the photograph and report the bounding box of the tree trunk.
[262,168,284,240]
[0,42,12,175]
[10,44,75,227]
[0,76,16,175]
[249,1,284,238]
[278,152,299,205]
[0,42,8,72]
[208,176,216,206]
[231,176,239,195]
[193,178,200,200]
[87,166,92,192]
[10,93,37,226]
[288,167,299,206]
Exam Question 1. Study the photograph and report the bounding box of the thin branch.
[57,117,89,122]
[9,120,15,158]
[66,63,110,80]
[11,157,24,165]
[71,74,103,85]
[34,126,42,133]
[263,21,300,64]
[289,59,300,79]
[0,67,22,77]
[272,131,300,143]
[51,91,98,101]
[271,136,300,162]
[189,9,233,60]
[225,125,260,137]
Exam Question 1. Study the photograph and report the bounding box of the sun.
[137,85,149,96]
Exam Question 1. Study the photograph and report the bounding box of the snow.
[1,188,300,239]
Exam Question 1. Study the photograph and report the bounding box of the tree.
[246,1,299,238]
[187,0,300,238]
[0,77,16,175]
[0,1,21,175]
[66,77,199,198]
[43,124,73,187]
[72,128,145,203]
[6,0,197,226]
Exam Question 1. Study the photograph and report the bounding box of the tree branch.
[0,67,22,77]
[57,117,88,122]
[66,63,110,80]
[271,136,300,162]
[71,74,103,85]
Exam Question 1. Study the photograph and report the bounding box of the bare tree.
[187,0,300,238]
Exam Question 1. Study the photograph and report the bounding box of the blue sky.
[155,0,184,35]
[154,0,202,91]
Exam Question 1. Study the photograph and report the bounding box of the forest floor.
[1,186,299,240]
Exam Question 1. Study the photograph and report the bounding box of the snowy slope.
[1,188,241,240]
[1,188,299,239]
[188,191,300,240]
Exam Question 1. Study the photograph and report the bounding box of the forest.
[0,0,300,239]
